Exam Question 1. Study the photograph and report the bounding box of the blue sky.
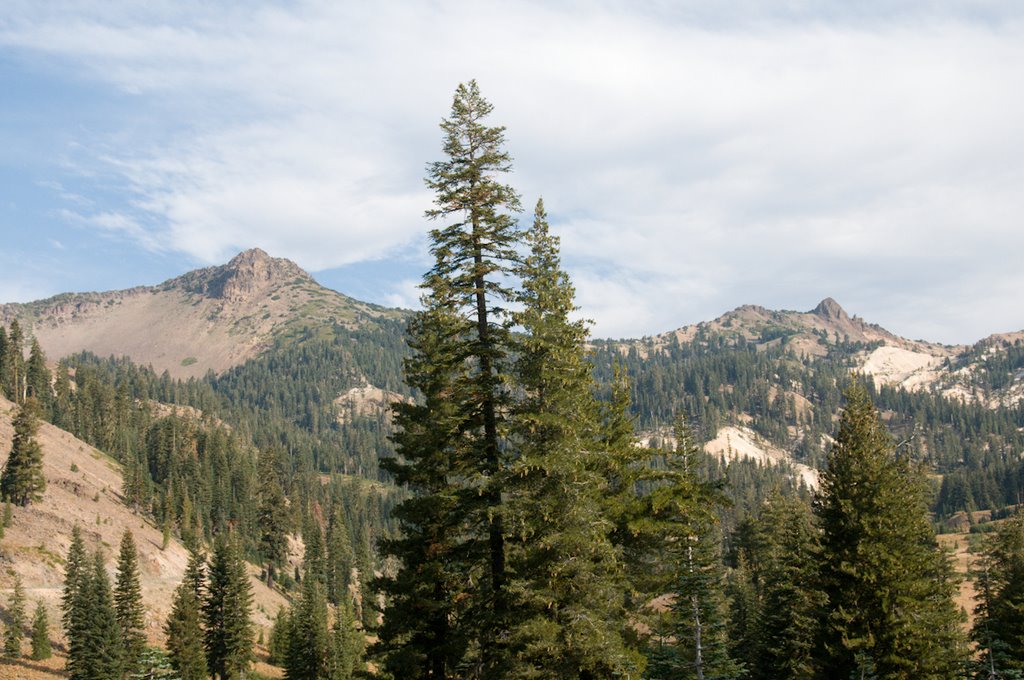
[2,1,1023,343]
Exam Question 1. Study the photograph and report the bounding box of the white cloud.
[2,1,1024,342]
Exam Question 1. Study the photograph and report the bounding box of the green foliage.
[729,494,824,679]
[285,577,332,679]
[166,550,207,680]
[972,513,1024,678]
[646,418,743,680]
[204,536,254,679]
[1,398,46,506]
[115,530,148,675]
[332,597,365,679]
[29,599,51,660]
[0,320,26,403]
[268,606,292,666]
[67,551,124,680]
[374,79,524,679]
[502,200,640,678]
[815,382,968,679]
[257,447,289,588]
[3,575,26,658]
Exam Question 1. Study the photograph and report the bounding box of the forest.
[0,81,1022,679]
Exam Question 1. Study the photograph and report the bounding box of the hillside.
[640,297,1023,407]
[0,249,402,380]
[0,395,290,666]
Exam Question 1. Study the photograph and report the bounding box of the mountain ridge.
[1,249,1021,406]
[0,248,401,379]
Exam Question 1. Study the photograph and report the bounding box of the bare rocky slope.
[0,395,290,667]
[642,296,1023,408]
[0,248,400,380]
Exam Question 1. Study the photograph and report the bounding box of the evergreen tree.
[29,599,51,660]
[331,597,364,680]
[647,417,742,680]
[503,199,638,677]
[730,494,823,680]
[0,327,6,396]
[1,398,46,506]
[1,320,25,403]
[25,337,51,411]
[374,80,522,678]
[815,382,967,679]
[67,551,124,680]
[303,513,327,586]
[3,575,26,658]
[285,577,332,679]
[326,504,354,606]
[258,446,289,588]
[204,536,253,680]
[972,513,1024,678]
[166,550,207,680]
[62,524,87,634]
[114,530,147,675]
[268,606,292,667]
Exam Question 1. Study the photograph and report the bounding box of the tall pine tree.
[114,530,147,675]
[646,417,741,680]
[815,381,967,679]
[204,536,253,680]
[30,599,51,660]
[971,512,1024,678]
[166,550,207,680]
[503,199,638,678]
[3,574,26,658]
[67,551,124,680]
[375,79,523,678]
[1,398,46,506]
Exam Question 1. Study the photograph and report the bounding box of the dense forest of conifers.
[0,81,1022,678]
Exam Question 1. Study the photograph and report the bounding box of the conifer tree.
[302,512,327,586]
[25,337,50,412]
[647,417,742,680]
[1,398,46,506]
[114,530,147,675]
[503,199,638,677]
[331,597,364,680]
[375,79,522,678]
[972,512,1024,678]
[3,575,26,658]
[67,551,124,680]
[326,504,354,606]
[1,320,25,403]
[285,576,332,679]
[166,550,207,680]
[204,536,253,680]
[258,447,288,588]
[62,524,87,633]
[29,599,50,660]
[815,382,967,679]
[731,494,823,680]
[268,607,292,667]
[0,327,6,396]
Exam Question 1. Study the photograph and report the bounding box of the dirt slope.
[0,249,400,380]
[0,396,289,674]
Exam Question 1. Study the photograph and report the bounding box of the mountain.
[1,251,1021,520]
[0,248,402,380]
[637,296,1023,408]
[0,395,290,674]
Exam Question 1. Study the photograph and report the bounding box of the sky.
[1,1,1023,344]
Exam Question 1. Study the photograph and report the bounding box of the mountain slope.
[0,248,402,380]
[0,396,289,654]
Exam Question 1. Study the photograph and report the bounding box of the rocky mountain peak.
[811,297,848,322]
[174,248,312,302]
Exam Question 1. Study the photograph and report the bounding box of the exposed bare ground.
[0,396,290,673]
